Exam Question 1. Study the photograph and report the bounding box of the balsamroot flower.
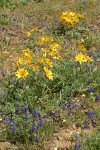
[49,42,61,51]
[15,68,29,79]
[60,11,83,28]
[22,49,32,58]
[78,44,86,51]
[45,58,53,67]
[43,66,53,80]
[36,36,54,45]
[75,53,93,64]
[27,32,31,37]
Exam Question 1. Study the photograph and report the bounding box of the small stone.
[54,148,58,150]
[72,124,76,130]
[63,119,66,123]
[0,142,10,150]
[57,136,63,141]
[82,94,86,97]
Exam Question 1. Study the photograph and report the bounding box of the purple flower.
[35,135,39,142]
[67,101,73,110]
[15,96,19,101]
[38,119,43,127]
[74,144,81,150]
[8,21,12,24]
[1,72,6,77]
[60,104,67,110]
[63,40,68,48]
[47,27,53,33]
[94,57,98,62]
[12,119,16,123]
[83,121,90,129]
[95,95,100,102]
[5,117,10,126]
[24,103,29,113]
[40,22,44,28]
[88,52,93,57]
[34,110,39,119]
[43,114,49,119]
[87,81,92,85]
[81,101,87,107]
[16,104,22,114]
[49,112,56,118]
[73,104,78,110]
[24,112,29,121]
[14,25,20,29]
[32,125,37,132]
[12,124,16,134]
[87,112,96,120]
[13,18,17,21]
[89,88,94,94]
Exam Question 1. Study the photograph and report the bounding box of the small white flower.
[0,118,2,122]
[54,148,58,150]
[82,94,86,97]
[63,119,66,122]
[70,131,73,135]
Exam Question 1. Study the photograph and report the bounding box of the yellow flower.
[78,44,86,51]
[49,42,61,51]
[29,64,39,71]
[60,11,83,28]
[16,58,24,67]
[30,27,38,32]
[45,58,53,67]
[22,49,32,58]
[77,13,84,19]
[85,55,93,62]
[49,51,60,60]
[15,68,29,79]
[23,57,32,65]
[27,32,31,37]
[37,57,44,63]
[41,48,48,57]
[75,53,87,64]
[43,66,53,80]
[36,36,54,45]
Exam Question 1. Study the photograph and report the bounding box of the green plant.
[81,131,100,150]
[0,0,18,9]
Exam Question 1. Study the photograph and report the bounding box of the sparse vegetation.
[0,0,100,149]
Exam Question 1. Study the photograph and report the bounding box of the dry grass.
[0,1,100,148]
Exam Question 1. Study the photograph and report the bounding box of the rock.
[0,142,10,150]
[10,145,18,150]
[57,135,64,141]
[0,142,18,150]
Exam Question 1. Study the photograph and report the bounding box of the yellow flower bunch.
[48,51,60,60]
[36,36,54,45]
[16,49,32,67]
[60,11,83,28]
[45,58,53,67]
[75,53,93,64]
[16,36,61,80]
[49,42,61,51]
